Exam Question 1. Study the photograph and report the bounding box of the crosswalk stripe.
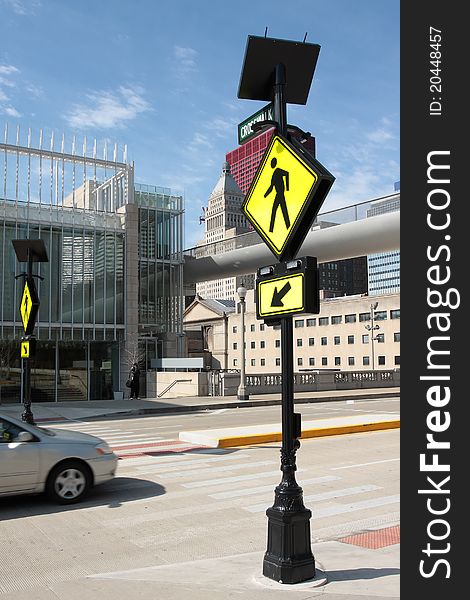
[124,451,253,473]
[159,460,277,480]
[245,486,387,513]
[209,475,340,500]
[312,494,400,518]
[181,469,288,488]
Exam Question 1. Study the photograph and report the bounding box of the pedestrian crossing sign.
[242,133,334,261]
[19,278,39,335]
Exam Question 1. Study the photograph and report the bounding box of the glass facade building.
[0,130,184,403]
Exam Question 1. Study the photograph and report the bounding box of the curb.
[179,415,401,448]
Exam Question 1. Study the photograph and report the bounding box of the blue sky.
[0,0,399,248]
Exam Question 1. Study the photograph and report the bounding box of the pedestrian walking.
[128,362,140,399]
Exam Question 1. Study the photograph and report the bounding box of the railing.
[157,378,192,398]
[239,370,400,395]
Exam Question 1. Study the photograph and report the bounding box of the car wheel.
[46,460,92,504]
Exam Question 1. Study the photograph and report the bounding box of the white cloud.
[1,0,41,15]
[64,86,152,130]
[173,46,198,76]
[4,106,21,117]
[0,64,19,75]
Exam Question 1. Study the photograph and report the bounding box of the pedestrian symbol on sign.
[265,158,290,232]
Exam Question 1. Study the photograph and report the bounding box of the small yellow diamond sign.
[21,340,30,358]
[257,273,305,318]
[19,278,39,335]
[242,133,334,261]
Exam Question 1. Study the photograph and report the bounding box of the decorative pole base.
[263,500,315,583]
[21,405,35,425]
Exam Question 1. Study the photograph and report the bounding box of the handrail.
[157,378,192,398]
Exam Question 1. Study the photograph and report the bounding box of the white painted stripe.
[108,437,164,445]
[209,476,340,500]
[312,494,400,519]
[245,486,388,514]
[304,484,381,502]
[331,458,399,470]
[132,451,253,473]
[181,469,287,489]
[159,460,277,480]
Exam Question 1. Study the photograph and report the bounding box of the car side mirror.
[16,431,34,442]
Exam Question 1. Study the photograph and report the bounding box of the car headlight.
[95,442,113,455]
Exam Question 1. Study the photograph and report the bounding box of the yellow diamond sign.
[19,278,39,335]
[242,133,334,261]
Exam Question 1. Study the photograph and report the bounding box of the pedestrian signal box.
[242,134,334,262]
[256,256,319,321]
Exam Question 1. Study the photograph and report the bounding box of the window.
[251,341,255,349]
[376,333,385,343]
[378,356,386,366]
[348,357,355,366]
[297,357,303,366]
[394,355,400,365]
[233,342,237,350]
[297,339,303,347]
[309,337,315,346]
[334,336,340,345]
[275,339,280,348]
[233,359,238,367]
[275,358,280,366]
[321,337,327,346]
[331,316,342,325]
[322,357,328,366]
[345,314,356,323]
[260,341,266,349]
[306,318,316,327]
[390,309,400,319]
[251,359,256,366]
[375,311,387,321]
[294,319,304,328]
[394,332,400,342]
[359,312,371,322]
[250,324,255,332]
[363,356,370,366]
[348,335,355,344]
[309,357,315,366]
[319,317,329,326]
[260,324,265,331]
[261,358,266,366]
[362,334,369,344]
[232,326,237,333]
[334,357,341,366]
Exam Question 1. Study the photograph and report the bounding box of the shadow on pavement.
[0,477,165,521]
[327,567,400,581]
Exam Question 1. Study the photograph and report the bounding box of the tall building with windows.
[195,162,253,300]
[0,131,184,402]
[367,193,400,295]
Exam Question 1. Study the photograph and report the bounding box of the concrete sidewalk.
[0,386,399,423]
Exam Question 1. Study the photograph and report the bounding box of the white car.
[0,413,118,504]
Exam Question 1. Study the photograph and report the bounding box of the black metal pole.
[21,248,35,425]
[262,63,315,584]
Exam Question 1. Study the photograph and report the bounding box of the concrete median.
[179,413,400,448]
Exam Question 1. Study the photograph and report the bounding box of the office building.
[367,193,400,295]
[0,130,184,402]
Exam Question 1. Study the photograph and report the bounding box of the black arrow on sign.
[271,282,292,307]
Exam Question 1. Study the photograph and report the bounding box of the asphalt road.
[0,398,400,599]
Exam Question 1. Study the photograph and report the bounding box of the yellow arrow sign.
[257,273,305,318]
[21,340,30,358]
[243,134,319,260]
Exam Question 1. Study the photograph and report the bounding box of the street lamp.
[237,286,249,401]
[365,301,380,371]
